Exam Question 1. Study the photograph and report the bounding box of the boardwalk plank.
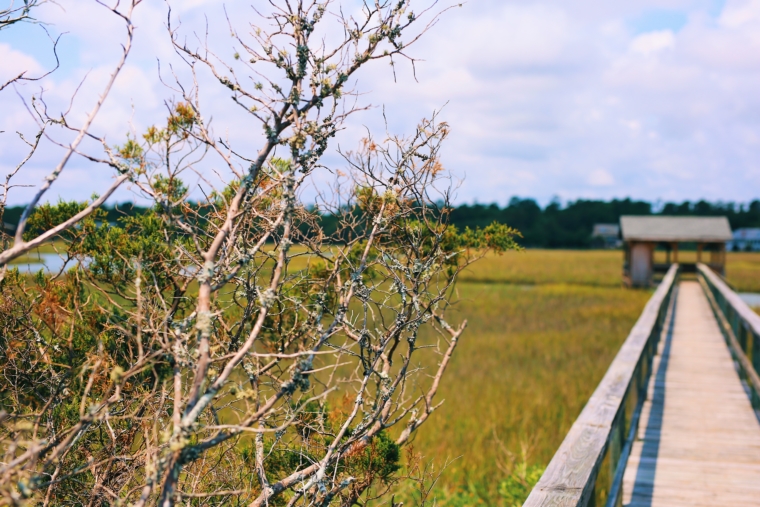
[622,281,760,506]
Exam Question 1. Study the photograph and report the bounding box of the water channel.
[8,253,78,274]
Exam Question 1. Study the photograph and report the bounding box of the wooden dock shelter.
[620,216,732,287]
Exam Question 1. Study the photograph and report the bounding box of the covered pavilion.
[620,216,732,287]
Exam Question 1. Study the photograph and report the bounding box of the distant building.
[620,216,732,287]
[727,228,760,252]
[591,223,621,249]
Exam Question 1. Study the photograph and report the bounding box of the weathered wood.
[697,263,760,397]
[698,263,760,331]
[526,264,760,507]
[605,283,680,507]
[524,265,679,507]
[621,281,760,506]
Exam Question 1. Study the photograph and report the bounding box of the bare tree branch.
[0,3,517,507]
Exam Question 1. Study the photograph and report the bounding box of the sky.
[1,0,759,207]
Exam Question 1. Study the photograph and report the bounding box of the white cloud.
[629,30,676,54]
[719,0,760,28]
[0,44,43,84]
[1,0,760,206]
[588,169,615,187]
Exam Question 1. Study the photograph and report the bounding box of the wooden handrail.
[524,264,679,507]
[697,263,760,401]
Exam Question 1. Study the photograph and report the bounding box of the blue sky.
[1,0,759,207]
[631,9,689,33]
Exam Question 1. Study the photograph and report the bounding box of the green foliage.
[497,462,545,506]
[433,483,486,507]
[430,460,544,507]
[117,136,144,161]
[456,222,521,254]
[22,200,92,241]
[72,208,177,289]
[353,430,401,483]
[152,174,188,203]
[167,101,197,133]
[0,263,173,501]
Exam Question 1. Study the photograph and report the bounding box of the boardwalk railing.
[698,263,760,409]
[524,264,679,507]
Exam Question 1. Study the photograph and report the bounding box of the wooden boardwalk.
[622,281,760,506]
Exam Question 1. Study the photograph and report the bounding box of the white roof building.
[728,228,760,251]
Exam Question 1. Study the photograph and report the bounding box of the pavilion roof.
[620,216,732,243]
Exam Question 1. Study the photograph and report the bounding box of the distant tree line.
[3,202,147,229]
[450,198,760,248]
[4,198,760,248]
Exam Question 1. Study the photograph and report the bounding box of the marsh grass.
[405,249,760,505]
[459,249,623,287]
[401,280,651,505]
[726,252,760,292]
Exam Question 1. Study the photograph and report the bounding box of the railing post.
[753,331,760,381]
[743,323,752,360]
[753,330,760,411]
[733,310,741,346]
[611,409,625,507]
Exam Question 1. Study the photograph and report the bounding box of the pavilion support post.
[697,243,703,263]
[630,241,655,287]
[672,242,679,263]
[711,243,727,275]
